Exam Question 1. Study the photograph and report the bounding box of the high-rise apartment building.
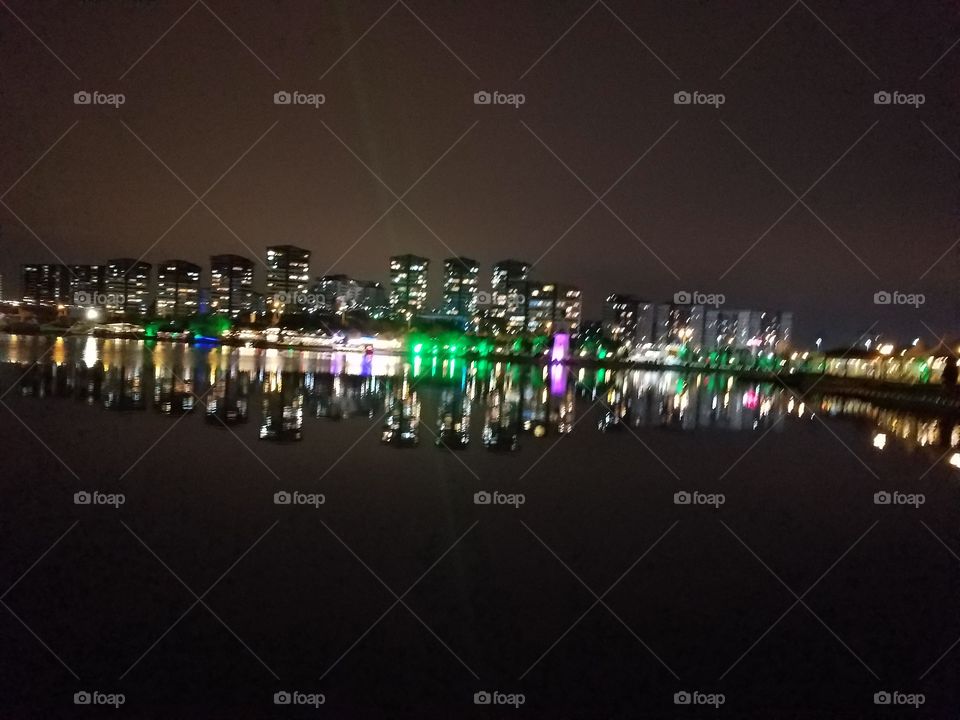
[156,260,201,317]
[266,245,311,311]
[105,259,152,317]
[506,281,582,334]
[442,257,480,317]
[389,254,429,319]
[21,263,70,305]
[210,254,255,318]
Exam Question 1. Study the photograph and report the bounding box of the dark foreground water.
[1,336,959,719]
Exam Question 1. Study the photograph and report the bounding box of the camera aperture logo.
[273,690,325,707]
[474,90,525,109]
[74,490,125,509]
[74,291,125,307]
[274,90,326,108]
[473,690,525,708]
[674,490,725,509]
[674,90,725,108]
[674,290,725,307]
[873,90,924,108]
[873,290,924,308]
[74,690,125,708]
[873,490,924,508]
[473,490,525,509]
[274,490,325,508]
[873,690,924,708]
[674,690,725,708]
[73,90,125,108]
[271,291,322,310]
[475,290,525,310]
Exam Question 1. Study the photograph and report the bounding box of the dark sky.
[1,0,958,345]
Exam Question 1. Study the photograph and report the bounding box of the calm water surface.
[2,335,959,719]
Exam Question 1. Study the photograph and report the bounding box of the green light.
[413,343,423,353]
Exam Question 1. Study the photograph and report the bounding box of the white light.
[873,432,887,450]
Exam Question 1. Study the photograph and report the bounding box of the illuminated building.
[105,258,152,317]
[750,310,793,353]
[210,254,255,318]
[602,294,655,347]
[704,309,744,351]
[156,260,201,317]
[21,263,70,305]
[389,254,429,319]
[266,245,311,312]
[68,265,106,304]
[442,256,480,317]
[357,280,389,318]
[314,274,357,311]
[313,275,389,317]
[654,302,705,350]
[492,259,530,294]
[505,281,582,334]
[704,309,794,354]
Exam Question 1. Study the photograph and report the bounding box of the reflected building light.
[82,337,98,368]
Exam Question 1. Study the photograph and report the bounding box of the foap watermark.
[474,90,525,109]
[873,290,924,308]
[274,490,325,508]
[74,691,125,708]
[874,90,924,108]
[273,90,326,108]
[674,290,725,307]
[674,490,725,509]
[74,490,125,509]
[674,690,725,708]
[476,290,525,310]
[673,90,725,108]
[473,690,525,708]
[271,291,323,311]
[74,90,125,108]
[273,690,325,707]
[874,690,925,708]
[474,490,525,509]
[74,291,124,307]
[873,490,924,509]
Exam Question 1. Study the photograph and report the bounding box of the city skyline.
[1,1,957,347]
[5,3,960,717]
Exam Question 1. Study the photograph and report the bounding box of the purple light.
[550,363,567,396]
[551,333,569,363]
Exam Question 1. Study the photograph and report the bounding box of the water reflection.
[4,337,959,469]
[381,374,419,447]
[482,368,521,451]
[206,362,250,425]
[260,371,304,441]
[821,395,959,455]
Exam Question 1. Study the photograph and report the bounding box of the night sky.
[1,0,958,345]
